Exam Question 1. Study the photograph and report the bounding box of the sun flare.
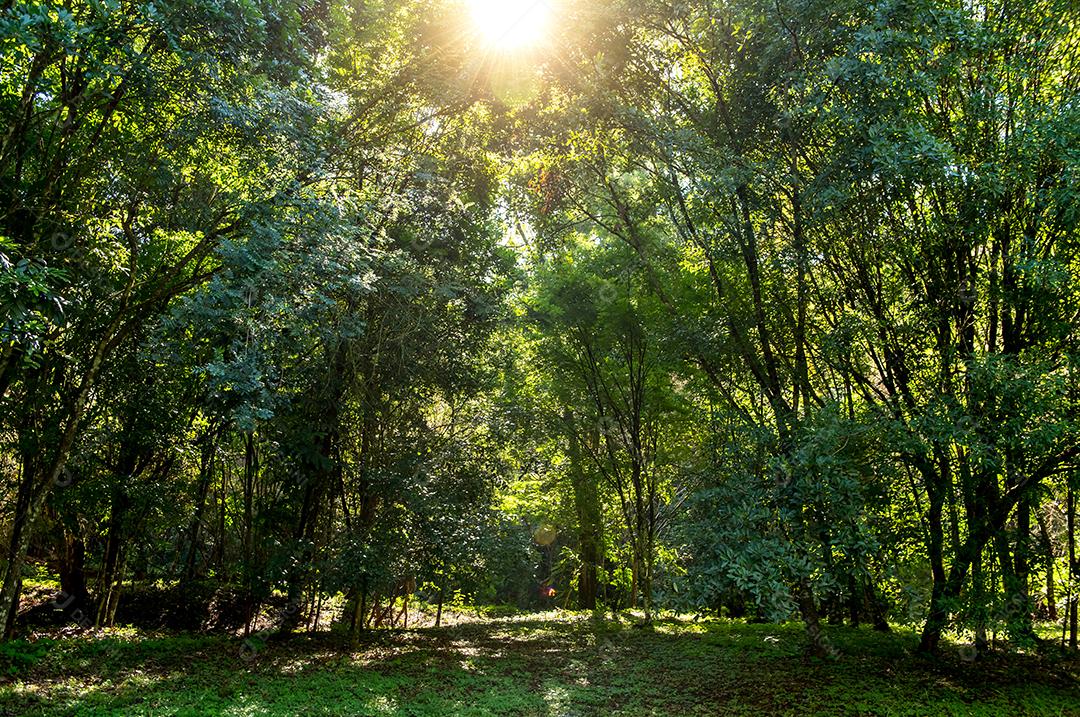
[467,0,551,50]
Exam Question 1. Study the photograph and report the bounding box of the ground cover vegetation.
[1,0,1080,713]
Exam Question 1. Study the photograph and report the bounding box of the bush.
[0,639,51,676]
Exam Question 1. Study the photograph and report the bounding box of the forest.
[1,0,1080,714]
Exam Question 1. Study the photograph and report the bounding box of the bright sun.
[467,0,551,50]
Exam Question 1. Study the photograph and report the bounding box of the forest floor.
[0,611,1078,716]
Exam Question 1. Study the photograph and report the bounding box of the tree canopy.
[2,0,1080,663]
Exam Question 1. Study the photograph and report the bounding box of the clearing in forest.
[1,613,1078,716]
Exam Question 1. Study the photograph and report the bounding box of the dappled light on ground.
[2,614,1078,716]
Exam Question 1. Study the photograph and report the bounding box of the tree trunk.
[919,465,950,653]
[348,577,368,645]
[1036,510,1057,621]
[565,417,602,611]
[216,462,228,579]
[1012,494,1034,635]
[640,539,653,624]
[920,529,983,653]
[1,457,38,639]
[1068,485,1077,649]
[0,291,134,640]
[58,528,89,611]
[847,575,861,627]
[796,580,828,658]
[972,550,988,655]
[994,523,1034,639]
[280,430,334,635]
[241,432,257,633]
[866,581,890,633]
[183,436,217,584]
[104,553,126,628]
[96,488,129,627]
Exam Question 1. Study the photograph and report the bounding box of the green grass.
[1,614,1077,716]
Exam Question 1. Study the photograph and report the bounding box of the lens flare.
[467,0,551,50]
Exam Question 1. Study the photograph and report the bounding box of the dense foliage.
[1,0,1079,663]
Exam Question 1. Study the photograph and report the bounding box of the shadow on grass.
[2,616,1078,716]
